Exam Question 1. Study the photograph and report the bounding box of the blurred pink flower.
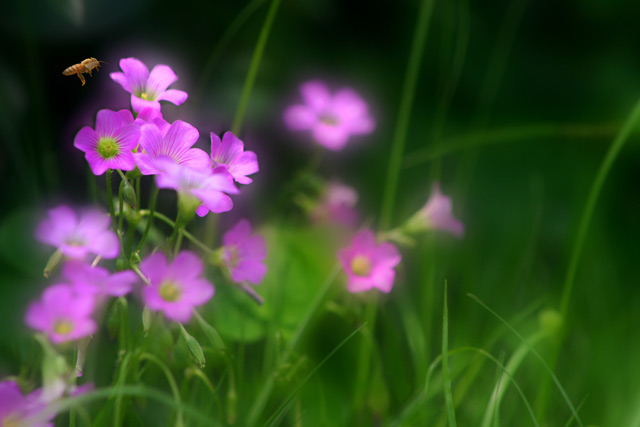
[25,284,97,344]
[222,219,267,285]
[209,132,259,184]
[153,158,239,217]
[135,120,209,175]
[337,230,401,293]
[62,260,137,297]
[0,381,53,427]
[310,181,359,226]
[35,205,119,259]
[284,80,375,150]
[405,183,464,237]
[73,109,140,175]
[110,57,188,113]
[140,251,214,322]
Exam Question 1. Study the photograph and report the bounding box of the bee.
[62,58,105,86]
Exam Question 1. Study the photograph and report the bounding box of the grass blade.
[442,282,457,426]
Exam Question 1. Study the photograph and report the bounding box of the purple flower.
[134,120,209,175]
[209,132,259,184]
[140,251,214,322]
[154,158,239,217]
[222,220,267,285]
[284,80,375,150]
[62,260,137,297]
[73,109,140,175]
[0,381,52,427]
[135,107,170,134]
[25,284,97,343]
[311,181,359,226]
[405,183,464,237]
[35,205,119,259]
[110,57,188,113]
[337,230,401,293]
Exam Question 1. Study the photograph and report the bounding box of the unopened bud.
[142,307,154,336]
[43,249,63,278]
[115,257,128,271]
[122,178,137,209]
[179,323,205,368]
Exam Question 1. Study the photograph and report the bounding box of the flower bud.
[179,323,205,368]
[43,249,63,278]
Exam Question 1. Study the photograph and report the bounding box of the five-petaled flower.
[36,205,119,259]
[310,181,359,226]
[135,120,209,175]
[73,109,140,175]
[153,157,239,217]
[25,284,97,344]
[337,230,401,293]
[222,219,267,285]
[284,80,375,150]
[62,260,137,298]
[140,251,214,322]
[209,132,259,184]
[404,182,464,237]
[110,57,188,113]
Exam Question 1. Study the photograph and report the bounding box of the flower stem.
[136,186,160,254]
[106,169,116,229]
[231,0,282,135]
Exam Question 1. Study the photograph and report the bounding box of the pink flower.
[310,181,359,226]
[140,251,214,322]
[73,109,140,175]
[62,260,137,297]
[0,381,52,427]
[405,183,464,237]
[222,220,267,285]
[154,158,239,217]
[134,120,209,175]
[25,284,97,343]
[110,57,188,113]
[209,132,259,184]
[35,205,119,259]
[337,230,401,293]
[135,107,170,134]
[284,80,375,150]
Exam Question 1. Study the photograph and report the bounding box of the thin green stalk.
[231,0,282,135]
[442,282,456,426]
[146,210,213,254]
[353,297,378,409]
[106,170,116,228]
[136,186,160,253]
[140,352,185,427]
[537,95,640,420]
[113,352,131,427]
[174,228,184,258]
[168,209,183,254]
[379,0,435,229]
[246,263,341,425]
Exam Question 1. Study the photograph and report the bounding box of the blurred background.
[1,0,640,425]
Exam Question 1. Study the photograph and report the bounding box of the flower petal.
[283,105,317,130]
[147,64,178,94]
[300,80,331,112]
[169,251,203,279]
[157,89,188,105]
[119,58,149,92]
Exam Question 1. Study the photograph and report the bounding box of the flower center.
[351,255,371,276]
[97,137,120,159]
[319,113,339,126]
[226,246,239,269]
[65,235,87,247]
[2,413,23,427]
[140,92,149,100]
[159,281,181,302]
[54,319,74,335]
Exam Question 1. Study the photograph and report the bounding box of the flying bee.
[62,58,106,86]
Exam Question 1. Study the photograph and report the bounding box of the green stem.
[136,186,160,253]
[538,96,640,419]
[149,211,214,254]
[106,170,116,228]
[140,352,185,427]
[231,0,282,135]
[379,0,435,230]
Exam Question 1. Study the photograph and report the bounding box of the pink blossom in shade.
[110,57,188,113]
[25,284,97,344]
[134,120,210,175]
[283,80,375,151]
[140,251,214,322]
[73,109,141,176]
[35,205,119,259]
[311,181,359,226]
[406,183,464,237]
[0,381,53,427]
[210,132,259,184]
[153,157,239,217]
[337,230,401,294]
[62,260,137,297]
[222,220,267,285]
